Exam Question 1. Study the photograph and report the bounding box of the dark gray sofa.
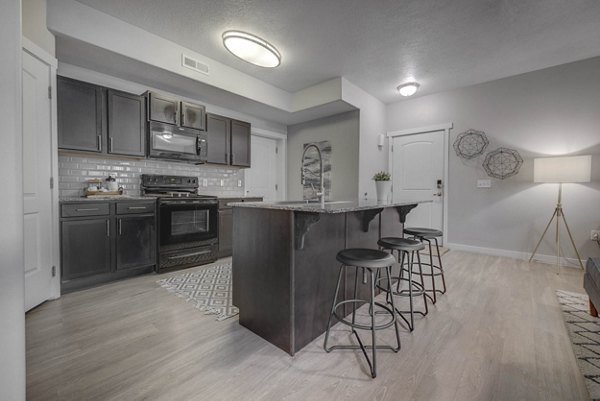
[584,257,600,316]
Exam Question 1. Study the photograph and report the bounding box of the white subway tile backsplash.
[59,155,245,198]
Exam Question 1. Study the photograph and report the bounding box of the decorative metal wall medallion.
[453,129,489,159]
[482,147,523,179]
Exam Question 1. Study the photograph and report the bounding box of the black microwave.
[148,121,207,163]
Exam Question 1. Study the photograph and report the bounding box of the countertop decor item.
[453,129,489,159]
[529,155,591,272]
[373,171,391,202]
[482,147,523,179]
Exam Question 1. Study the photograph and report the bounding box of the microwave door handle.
[196,135,201,155]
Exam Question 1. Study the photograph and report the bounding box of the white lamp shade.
[533,155,592,183]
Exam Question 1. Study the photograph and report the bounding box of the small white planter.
[375,181,391,202]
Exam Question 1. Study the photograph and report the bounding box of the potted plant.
[373,171,391,202]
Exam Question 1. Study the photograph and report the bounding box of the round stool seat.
[378,237,425,252]
[404,227,443,238]
[336,248,395,268]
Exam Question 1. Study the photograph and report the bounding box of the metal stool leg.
[416,250,429,316]
[426,238,438,304]
[369,269,377,378]
[385,265,401,352]
[434,237,447,294]
[324,264,345,352]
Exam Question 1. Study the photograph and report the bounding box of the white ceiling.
[74,0,600,103]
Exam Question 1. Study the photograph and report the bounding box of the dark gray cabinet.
[206,114,251,168]
[60,200,157,293]
[231,120,251,167]
[147,92,179,125]
[181,101,206,131]
[58,76,104,152]
[116,215,156,270]
[107,90,146,156]
[206,113,230,165]
[218,197,262,257]
[61,218,112,280]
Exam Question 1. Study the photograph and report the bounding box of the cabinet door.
[230,119,251,167]
[57,76,104,152]
[180,101,206,131]
[61,218,111,281]
[206,113,230,165]
[148,92,178,125]
[107,90,146,156]
[116,215,156,270]
[218,208,233,257]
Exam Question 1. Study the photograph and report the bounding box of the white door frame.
[247,127,287,201]
[387,123,452,242]
[22,37,61,300]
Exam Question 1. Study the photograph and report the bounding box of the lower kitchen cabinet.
[60,200,156,293]
[218,197,262,258]
[116,215,156,271]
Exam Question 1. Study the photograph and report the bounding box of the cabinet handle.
[167,250,211,260]
[181,112,185,126]
[75,207,99,212]
[118,219,122,235]
[225,153,229,163]
[97,135,102,152]
[231,153,235,165]
[106,220,110,237]
[109,137,113,153]
[173,111,177,125]
[127,206,147,210]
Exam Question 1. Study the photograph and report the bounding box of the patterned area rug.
[157,263,238,321]
[556,290,600,400]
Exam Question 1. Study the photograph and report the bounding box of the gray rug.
[556,290,600,400]
[158,263,238,321]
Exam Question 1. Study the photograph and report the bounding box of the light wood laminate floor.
[26,252,590,401]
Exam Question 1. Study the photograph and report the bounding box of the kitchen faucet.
[301,144,325,208]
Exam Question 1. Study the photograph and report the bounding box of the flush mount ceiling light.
[397,82,420,97]
[222,30,281,68]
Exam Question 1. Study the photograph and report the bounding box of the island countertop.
[229,199,431,213]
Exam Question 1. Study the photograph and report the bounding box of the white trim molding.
[387,123,453,244]
[447,242,583,269]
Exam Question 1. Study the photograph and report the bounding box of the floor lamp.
[529,155,591,272]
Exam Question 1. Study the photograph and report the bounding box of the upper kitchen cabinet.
[58,77,147,157]
[107,90,146,157]
[147,92,179,125]
[206,113,252,168]
[58,76,104,152]
[147,91,206,131]
[206,113,230,165]
[181,101,206,131]
[230,119,251,167]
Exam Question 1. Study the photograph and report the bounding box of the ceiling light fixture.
[222,30,281,68]
[397,82,420,97]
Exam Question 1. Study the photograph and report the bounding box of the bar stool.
[404,227,447,304]
[324,248,401,378]
[377,237,428,332]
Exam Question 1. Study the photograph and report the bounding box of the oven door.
[159,200,218,246]
[148,121,207,163]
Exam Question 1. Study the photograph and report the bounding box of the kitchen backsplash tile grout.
[59,155,245,198]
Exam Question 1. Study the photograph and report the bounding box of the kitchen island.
[231,199,430,355]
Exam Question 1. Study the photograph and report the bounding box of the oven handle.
[167,250,212,260]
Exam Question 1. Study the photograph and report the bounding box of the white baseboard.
[446,242,584,268]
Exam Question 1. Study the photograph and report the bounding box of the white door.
[22,50,54,311]
[391,130,445,240]
[245,135,279,201]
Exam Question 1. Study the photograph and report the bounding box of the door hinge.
[51,266,56,277]
[50,177,54,189]
[48,86,52,99]
[275,184,278,191]
[391,144,394,152]
[275,146,278,154]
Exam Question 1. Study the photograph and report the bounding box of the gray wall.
[287,110,359,201]
[387,56,600,261]
[0,1,26,400]
[22,0,55,56]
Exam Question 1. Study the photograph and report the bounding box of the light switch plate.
[238,180,242,187]
[202,179,208,187]
[220,179,224,187]
[477,179,492,188]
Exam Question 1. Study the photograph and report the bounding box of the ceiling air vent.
[182,54,209,75]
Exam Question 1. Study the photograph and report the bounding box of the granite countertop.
[229,199,431,214]
[60,195,152,203]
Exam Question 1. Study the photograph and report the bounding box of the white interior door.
[22,50,54,311]
[391,130,445,240]
[245,135,279,201]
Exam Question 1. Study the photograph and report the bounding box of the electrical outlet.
[238,180,242,187]
[592,230,600,241]
[202,179,208,187]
